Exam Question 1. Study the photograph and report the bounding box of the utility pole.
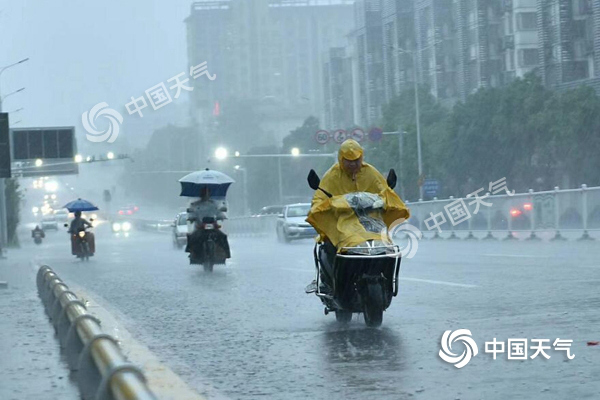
[0,58,29,249]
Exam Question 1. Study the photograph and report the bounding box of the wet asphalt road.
[24,224,600,400]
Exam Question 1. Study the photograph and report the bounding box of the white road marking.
[400,277,477,288]
[480,254,549,258]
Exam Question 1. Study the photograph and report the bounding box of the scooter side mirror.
[307,169,321,190]
[387,169,397,190]
[64,223,69,228]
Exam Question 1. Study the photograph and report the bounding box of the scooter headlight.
[112,223,121,232]
[122,222,132,232]
[78,231,86,238]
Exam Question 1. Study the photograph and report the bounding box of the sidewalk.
[0,250,80,400]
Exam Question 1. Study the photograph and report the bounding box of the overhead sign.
[315,130,330,145]
[10,127,79,177]
[332,129,347,143]
[369,127,383,141]
[11,126,76,160]
[0,113,10,178]
[349,128,365,142]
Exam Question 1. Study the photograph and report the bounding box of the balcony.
[502,35,515,50]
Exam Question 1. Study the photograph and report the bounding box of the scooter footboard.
[333,255,399,311]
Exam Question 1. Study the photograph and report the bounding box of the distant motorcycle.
[305,169,403,327]
[32,228,45,245]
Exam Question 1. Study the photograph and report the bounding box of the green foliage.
[5,178,23,247]
[377,74,600,200]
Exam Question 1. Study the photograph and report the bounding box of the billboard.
[10,127,78,177]
[0,113,10,178]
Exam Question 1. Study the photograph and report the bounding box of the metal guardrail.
[36,265,158,400]
[132,215,279,237]
[404,185,599,240]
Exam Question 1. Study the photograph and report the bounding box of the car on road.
[276,203,315,243]
[53,209,70,223]
[118,206,135,216]
[41,216,58,231]
[172,212,189,248]
[256,205,284,216]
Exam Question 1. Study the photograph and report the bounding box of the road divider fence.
[131,215,279,238]
[37,265,158,400]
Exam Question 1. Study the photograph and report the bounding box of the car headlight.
[122,222,132,232]
[112,223,121,232]
[78,231,86,238]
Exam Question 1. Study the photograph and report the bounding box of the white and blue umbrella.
[63,198,99,212]
[178,169,235,198]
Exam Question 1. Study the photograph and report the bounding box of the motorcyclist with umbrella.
[185,186,231,261]
[178,169,233,268]
[68,211,92,234]
[63,198,99,259]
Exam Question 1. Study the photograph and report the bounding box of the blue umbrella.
[179,169,235,198]
[63,198,99,212]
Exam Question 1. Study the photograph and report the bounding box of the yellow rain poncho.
[306,139,410,249]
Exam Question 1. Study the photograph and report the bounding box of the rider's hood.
[338,139,363,171]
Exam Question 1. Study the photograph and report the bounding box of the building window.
[470,45,478,60]
[516,12,537,30]
[573,0,591,17]
[518,48,538,67]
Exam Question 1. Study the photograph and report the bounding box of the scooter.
[305,169,402,327]
[187,217,229,272]
[65,222,96,261]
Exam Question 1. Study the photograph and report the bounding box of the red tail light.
[523,203,533,211]
[118,210,124,215]
[126,210,133,215]
[134,206,139,211]
[510,208,522,217]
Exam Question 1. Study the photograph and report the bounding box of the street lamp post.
[234,165,249,215]
[0,57,29,249]
[214,148,336,206]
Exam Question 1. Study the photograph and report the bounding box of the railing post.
[551,186,566,241]
[429,198,442,240]
[448,196,459,240]
[526,189,540,241]
[504,194,517,240]
[483,192,495,240]
[579,184,594,241]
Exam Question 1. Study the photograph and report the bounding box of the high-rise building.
[350,0,385,126]
[413,0,458,103]
[323,47,355,129]
[498,0,540,85]
[382,0,416,103]
[453,0,504,99]
[538,0,599,89]
[186,0,354,150]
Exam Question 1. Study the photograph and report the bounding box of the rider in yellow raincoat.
[306,139,410,250]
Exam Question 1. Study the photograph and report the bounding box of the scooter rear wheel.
[363,284,384,327]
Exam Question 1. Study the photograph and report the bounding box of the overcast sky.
[1,0,193,131]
